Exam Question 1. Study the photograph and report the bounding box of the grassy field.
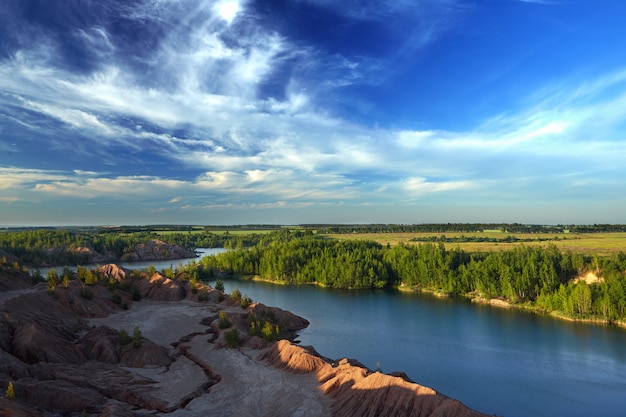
[198,229,278,235]
[145,226,626,256]
[326,232,626,256]
[151,227,206,235]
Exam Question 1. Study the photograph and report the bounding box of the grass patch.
[324,232,626,256]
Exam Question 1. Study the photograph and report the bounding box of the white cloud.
[2,0,626,225]
[214,0,242,25]
[75,27,115,58]
[17,97,116,136]
[0,167,69,190]
[403,177,478,196]
[0,166,354,208]
[33,176,185,199]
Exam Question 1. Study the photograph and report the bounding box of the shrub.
[164,265,175,279]
[83,269,99,285]
[215,279,225,292]
[240,294,252,309]
[231,288,241,302]
[198,287,209,301]
[218,311,231,329]
[249,315,282,342]
[61,267,74,281]
[119,329,131,345]
[132,325,143,348]
[79,287,94,300]
[112,293,123,305]
[6,381,15,401]
[261,321,281,341]
[262,310,276,322]
[31,269,43,284]
[224,328,240,348]
[47,269,59,287]
[107,277,119,291]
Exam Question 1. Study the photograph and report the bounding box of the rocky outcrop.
[250,302,310,332]
[133,272,188,301]
[260,340,491,417]
[98,264,196,301]
[121,240,196,262]
[69,246,114,264]
[79,325,172,367]
[99,264,129,282]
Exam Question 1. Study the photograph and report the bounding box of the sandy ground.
[89,300,332,417]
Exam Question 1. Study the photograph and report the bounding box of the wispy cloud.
[1,0,626,224]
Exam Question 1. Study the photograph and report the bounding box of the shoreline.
[401,283,626,330]
[242,276,626,332]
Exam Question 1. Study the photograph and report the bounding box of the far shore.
[235,275,626,332]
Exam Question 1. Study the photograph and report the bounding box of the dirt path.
[0,288,38,302]
[89,300,332,417]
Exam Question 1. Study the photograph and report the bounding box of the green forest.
[311,223,626,234]
[0,228,266,266]
[199,231,626,324]
[3,225,626,324]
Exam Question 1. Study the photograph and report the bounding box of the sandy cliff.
[260,341,488,417]
[0,266,494,417]
[120,240,196,262]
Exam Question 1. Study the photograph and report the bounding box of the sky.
[1,0,626,226]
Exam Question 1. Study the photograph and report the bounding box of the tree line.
[199,233,626,323]
[408,235,563,244]
[311,223,626,234]
[0,229,161,265]
[0,229,269,266]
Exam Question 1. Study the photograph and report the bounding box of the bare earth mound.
[0,265,494,417]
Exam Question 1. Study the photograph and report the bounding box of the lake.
[215,279,626,417]
[32,247,220,278]
[33,249,626,416]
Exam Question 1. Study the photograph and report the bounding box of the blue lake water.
[216,279,626,417]
[32,247,220,278]
[33,249,626,417]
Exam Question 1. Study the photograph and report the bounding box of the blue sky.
[1,0,625,226]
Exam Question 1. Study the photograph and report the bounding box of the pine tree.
[6,380,15,401]
[133,325,143,348]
